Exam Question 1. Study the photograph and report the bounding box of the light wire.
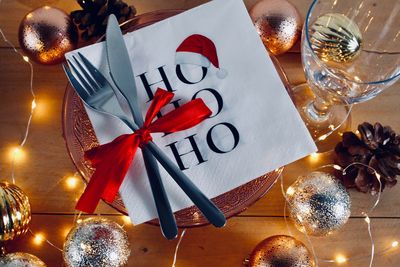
[1,1,397,264]
[281,162,385,266]
[172,229,187,267]
[0,0,62,252]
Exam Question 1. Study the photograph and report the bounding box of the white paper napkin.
[66,0,317,224]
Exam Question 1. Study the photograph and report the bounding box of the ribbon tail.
[76,134,139,213]
[101,137,140,202]
[75,168,110,213]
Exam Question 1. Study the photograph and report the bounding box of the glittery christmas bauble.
[248,235,315,267]
[63,217,130,267]
[18,6,78,65]
[310,13,362,63]
[286,171,351,236]
[250,0,302,55]
[0,252,46,267]
[0,182,31,242]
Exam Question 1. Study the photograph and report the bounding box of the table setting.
[0,0,399,266]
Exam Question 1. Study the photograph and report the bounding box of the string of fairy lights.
[280,155,400,266]
[0,1,189,264]
[0,1,399,266]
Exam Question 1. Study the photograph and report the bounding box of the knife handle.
[146,142,226,228]
[141,147,178,239]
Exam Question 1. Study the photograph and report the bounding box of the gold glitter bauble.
[63,217,130,267]
[287,172,351,236]
[18,6,78,65]
[248,235,315,267]
[0,182,31,242]
[310,13,362,63]
[0,252,46,267]
[250,0,302,55]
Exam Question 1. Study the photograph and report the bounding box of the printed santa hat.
[175,34,228,79]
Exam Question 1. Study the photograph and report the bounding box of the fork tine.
[67,59,95,95]
[72,55,101,92]
[63,64,90,101]
[77,52,108,86]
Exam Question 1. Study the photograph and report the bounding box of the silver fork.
[64,55,178,240]
[64,53,226,228]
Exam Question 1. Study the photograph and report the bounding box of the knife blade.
[105,15,144,126]
[106,15,178,239]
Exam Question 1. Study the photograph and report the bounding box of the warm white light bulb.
[335,255,347,264]
[333,165,342,171]
[392,241,399,248]
[122,216,132,225]
[13,147,20,155]
[309,152,320,162]
[23,56,29,62]
[33,233,45,245]
[65,176,79,189]
[9,146,25,163]
[31,99,37,110]
[318,134,328,141]
[286,186,295,196]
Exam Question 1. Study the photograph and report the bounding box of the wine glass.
[292,0,400,152]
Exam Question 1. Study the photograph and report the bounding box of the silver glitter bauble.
[0,252,46,267]
[248,235,315,267]
[310,13,362,63]
[63,217,130,267]
[286,171,351,236]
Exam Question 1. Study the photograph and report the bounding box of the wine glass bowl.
[293,0,400,151]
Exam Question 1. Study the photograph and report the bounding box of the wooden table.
[0,0,399,266]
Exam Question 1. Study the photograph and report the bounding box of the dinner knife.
[105,15,226,228]
[106,15,178,240]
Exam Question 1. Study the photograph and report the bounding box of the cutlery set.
[63,15,226,239]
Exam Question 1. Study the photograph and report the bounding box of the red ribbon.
[76,88,212,213]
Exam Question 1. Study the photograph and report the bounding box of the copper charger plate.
[62,10,284,227]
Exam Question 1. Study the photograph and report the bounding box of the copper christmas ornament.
[18,6,78,65]
[250,0,302,55]
[310,13,362,63]
[248,235,315,267]
[286,172,351,236]
[0,182,31,242]
[0,252,46,267]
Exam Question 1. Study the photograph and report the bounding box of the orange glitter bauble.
[18,6,78,65]
[250,0,302,55]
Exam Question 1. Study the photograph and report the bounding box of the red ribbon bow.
[76,88,212,213]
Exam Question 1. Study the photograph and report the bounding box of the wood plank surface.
[4,215,400,267]
[0,0,399,266]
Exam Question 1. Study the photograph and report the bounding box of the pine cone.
[71,0,137,41]
[334,122,400,194]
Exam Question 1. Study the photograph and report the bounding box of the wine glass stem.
[306,97,330,122]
